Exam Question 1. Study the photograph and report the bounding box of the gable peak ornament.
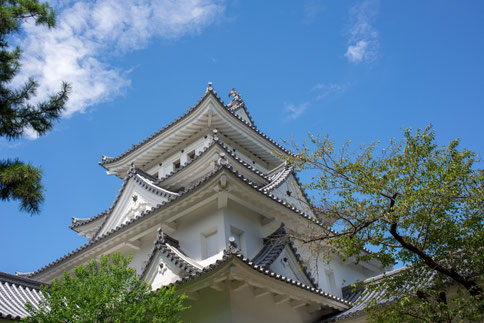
[227,88,245,110]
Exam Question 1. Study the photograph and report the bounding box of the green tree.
[0,0,70,214]
[25,253,188,322]
[286,126,483,322]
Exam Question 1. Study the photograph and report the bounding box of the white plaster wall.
[149,135,212,178]
[173,202,224,261]
[222,201,264,259]
[129,241,154,274]
[294,244,373,298]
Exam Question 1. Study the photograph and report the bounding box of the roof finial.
[212,128,219,141]
[206,81,214,94]
[223,236,241,255]
[229,236,237,248]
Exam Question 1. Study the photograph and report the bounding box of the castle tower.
[26,84,385,323]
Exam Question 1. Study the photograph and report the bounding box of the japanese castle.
[1,84,390,322]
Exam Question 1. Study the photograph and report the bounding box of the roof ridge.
[29,163,230,278]
[100,83,292,168]
[251,224,319,288]
[140,228,201,278]
[31,162,334,279]
[226,88,255,125]
[156,136,271,185]
[171,246,350,307]
[261,164,294,192]
[0,271,46,290]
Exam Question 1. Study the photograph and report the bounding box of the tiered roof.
[171,239,351,311]
[100,83,292,176]
[140,229,351,310]
[31,156,336,280]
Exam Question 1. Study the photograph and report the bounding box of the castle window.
[202,229,218,258]
[326,269,337,294]
[187,150,195,162]
[173,159,181,171]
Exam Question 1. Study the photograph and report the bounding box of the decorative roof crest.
[227,88,245,111]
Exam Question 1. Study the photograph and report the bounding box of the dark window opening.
[187,150,196,161]
[173,159,181,170]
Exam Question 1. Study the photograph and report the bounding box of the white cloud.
[285,102,310,120]
[345,0,379,64]
[312,83,347,100]
[13,0,225,135]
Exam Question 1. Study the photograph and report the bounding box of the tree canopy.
[286,126,483,322]
[25,253,188,322]
[0,0,70,214]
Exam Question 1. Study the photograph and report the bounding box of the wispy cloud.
[285,102,310,120]
[13,0,225,138]
[345,0,379,64]
[302,0,326,24]
[313,83,347,100]
[283,82,347,120]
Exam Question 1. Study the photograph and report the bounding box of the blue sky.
[1,0,483,274]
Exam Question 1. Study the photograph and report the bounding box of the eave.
[100,85,292,176]
[156,138,272,190]
[174,248,351,311]
[29,163,331,282]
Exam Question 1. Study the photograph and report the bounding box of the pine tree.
[0,0,70,214]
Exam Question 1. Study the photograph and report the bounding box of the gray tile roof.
[252,224,289,268]
[172,241,351,307]
[70,211,108,230]
[226,88,255,125]
[140,228,202,278]
[85,165,178,239]
[156,137,271,185]
[100,84,293,167]
[252,224,319,288]
[30,159,334,280]
[29,163,232,279]
[0,272,45,321]
[325,266,435,322]
[260,164,294,192]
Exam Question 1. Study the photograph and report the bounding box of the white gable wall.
[97,180,170,237]
[271,175,315,217]
[269,246,313,286]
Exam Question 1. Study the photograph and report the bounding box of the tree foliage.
[286,126,483,322]
[0,0,70,214]
[25,253,188,322]
[0,158,43,213]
